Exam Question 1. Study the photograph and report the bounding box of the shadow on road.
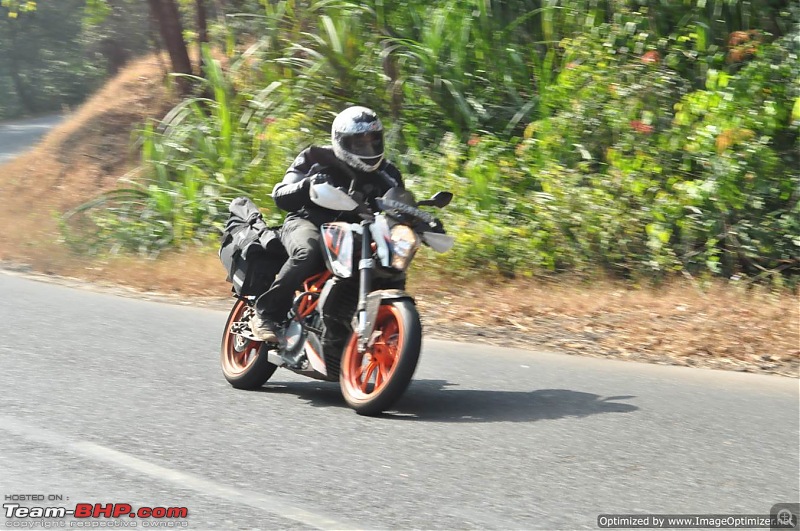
[390,380,639,422]
[258,379,638,423]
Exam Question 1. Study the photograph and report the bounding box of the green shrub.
[63,2,800,284]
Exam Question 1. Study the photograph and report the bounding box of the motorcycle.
[220,182,454,416]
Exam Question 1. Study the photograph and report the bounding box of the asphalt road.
[1,271,798,530]
[0,114,64,164]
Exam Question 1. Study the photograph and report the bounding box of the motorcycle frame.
[265,215,413,379]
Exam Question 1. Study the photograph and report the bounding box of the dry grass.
[412,276,799,376]
[0,56,797,377]
[0,54,177,262]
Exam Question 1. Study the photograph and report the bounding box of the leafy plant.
[62,0,800,285]
[63,46,312,255]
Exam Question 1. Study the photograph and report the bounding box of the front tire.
[220,299,277,389]
[339,299,421,416]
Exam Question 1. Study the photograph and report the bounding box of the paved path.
[1,272,797,529]
[0,114,64,164]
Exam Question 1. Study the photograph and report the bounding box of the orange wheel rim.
[343,305,403,398]
[222,300,263,375]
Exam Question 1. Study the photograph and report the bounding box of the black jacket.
[272,146,404,226]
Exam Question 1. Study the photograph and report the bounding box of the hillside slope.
[0,55,176,259]
[0,55,797,377]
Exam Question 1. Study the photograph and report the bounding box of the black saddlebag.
[219,197,287,297]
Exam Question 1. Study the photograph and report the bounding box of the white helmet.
[331,106,384,172]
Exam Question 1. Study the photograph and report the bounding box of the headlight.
[389,224,420,271]
[321,223,354,277]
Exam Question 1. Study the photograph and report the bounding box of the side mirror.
[418,191,453,208]
[309,182,359,212]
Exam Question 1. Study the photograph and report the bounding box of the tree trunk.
[196,0,209,71]
[146,0,193,93]
[7,20,38,113]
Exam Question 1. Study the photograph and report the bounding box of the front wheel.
[220,299,277,389]
[339,299,421,416]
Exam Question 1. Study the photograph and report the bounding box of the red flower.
[728,31,750,47]
[630,120,654,134]
[641,51,661,64]
[468,134,480,147]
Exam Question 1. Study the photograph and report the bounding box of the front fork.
[353,218,415,353]
[356,219,375,353]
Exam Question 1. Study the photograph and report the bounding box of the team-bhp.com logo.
[4,503,188,525]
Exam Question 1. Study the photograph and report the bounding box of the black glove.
[430,217,446,234]
[305,173,332,188]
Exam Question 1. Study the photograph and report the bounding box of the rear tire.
[220,299,277,389]
[339,299,421,416]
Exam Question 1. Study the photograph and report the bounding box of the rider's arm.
[380,161,404,190]
[272,149,321,212]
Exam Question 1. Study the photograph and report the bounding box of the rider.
[250,106,405,362]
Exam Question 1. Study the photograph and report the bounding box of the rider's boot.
[250,313,307,369]
[249,312,282,343]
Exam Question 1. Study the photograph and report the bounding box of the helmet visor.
[341,131,384,158]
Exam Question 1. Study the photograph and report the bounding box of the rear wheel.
[339,299,421,416]
[220,299,277,389]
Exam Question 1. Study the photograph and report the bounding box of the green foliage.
[667,35,800,277]
[1,0,35,18]
[66,0,800,283]
[63,46,313,256]
[0,0,100,118]
[0,0,152,119]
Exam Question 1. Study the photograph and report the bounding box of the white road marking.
[0,415,359,530]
